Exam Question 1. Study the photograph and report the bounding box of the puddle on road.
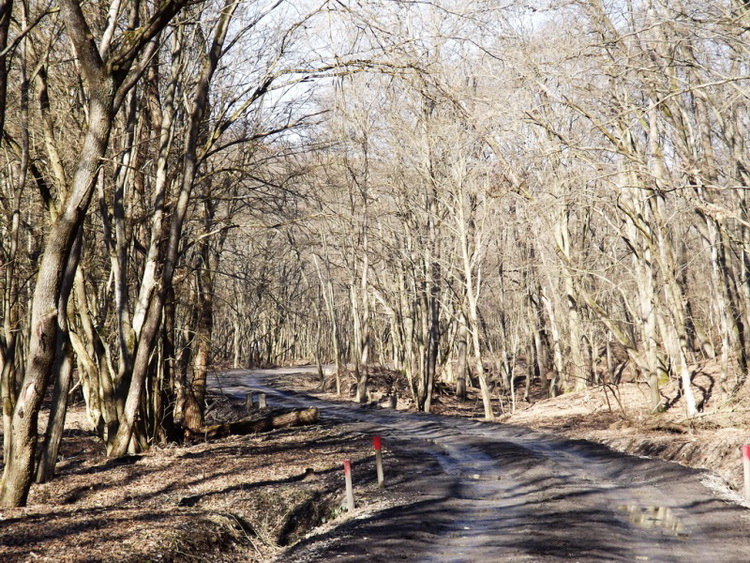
[617,505,689,537]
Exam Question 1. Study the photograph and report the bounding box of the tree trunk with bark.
[454,313,468,401]
[109,0,238,457]
[0,0,188,505]
[0,57,115,505]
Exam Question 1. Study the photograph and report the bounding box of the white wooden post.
[343,459,355,511]
[374,435,384,488]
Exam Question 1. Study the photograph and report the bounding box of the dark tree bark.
[183,200,223,431]
[0,69,116,506]
[0,0,12,140]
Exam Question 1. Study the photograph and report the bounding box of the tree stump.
[245,392,256,412]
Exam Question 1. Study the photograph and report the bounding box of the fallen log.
[200,407,319,440]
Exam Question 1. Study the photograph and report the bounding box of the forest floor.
[1,363,748,562]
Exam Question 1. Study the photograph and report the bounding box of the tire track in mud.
[212,368,750,562]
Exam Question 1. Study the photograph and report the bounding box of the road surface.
[212,368,750,562]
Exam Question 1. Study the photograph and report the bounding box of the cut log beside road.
[201,407,319,439]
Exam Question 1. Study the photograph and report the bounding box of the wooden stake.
[258,393,267,409]
[343,459,355,511]
[374,435,384,488]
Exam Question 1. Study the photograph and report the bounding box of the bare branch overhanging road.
[212,368,750,562]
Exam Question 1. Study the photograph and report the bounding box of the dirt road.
[214,368,750,562]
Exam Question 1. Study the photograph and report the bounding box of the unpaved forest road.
[213,368,750,562]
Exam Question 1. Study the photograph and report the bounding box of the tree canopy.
[1,0,749,506]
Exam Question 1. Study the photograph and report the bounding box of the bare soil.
[1,363,748,562]
[295,365,750,496]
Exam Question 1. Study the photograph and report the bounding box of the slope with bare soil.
[497,373,750,496]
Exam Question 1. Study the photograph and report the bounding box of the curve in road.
[211,368,750,562]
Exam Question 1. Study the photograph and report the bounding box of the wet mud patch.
[617,505,689,536]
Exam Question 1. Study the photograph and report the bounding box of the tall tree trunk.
[183,201,223,431]
[424,261,440,413]
[109,0,238,456]
[421,190,440,413]
[617,164,662,412]
[0,0,188,494]
[0,17,117,501]
[541,287,564,398]
[463,246,492,419]
[34,231,82,483]
[554,209,586,391]
[1,0,22,467]
[454,313,468,401]
[314,251,342,394]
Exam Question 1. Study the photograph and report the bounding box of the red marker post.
[743,446,750,501]
[374,435,385,488]
[343,459,355,511]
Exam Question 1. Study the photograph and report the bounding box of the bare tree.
[1,0,189,507]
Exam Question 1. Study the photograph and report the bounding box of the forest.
[0,0,749,508]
